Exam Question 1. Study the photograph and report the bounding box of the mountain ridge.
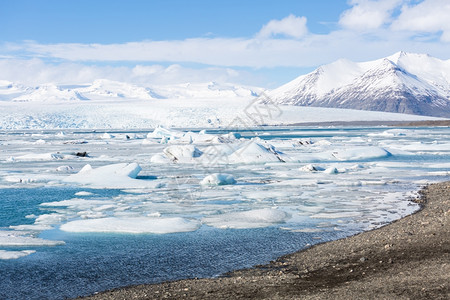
[266,52,450,117]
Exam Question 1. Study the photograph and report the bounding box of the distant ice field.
[0,97,441,130]
[0,125,449,299]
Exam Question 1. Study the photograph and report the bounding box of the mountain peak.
[268,52,450,117]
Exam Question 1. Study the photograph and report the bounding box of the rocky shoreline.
[82,181,450,299]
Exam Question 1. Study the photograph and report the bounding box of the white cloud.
[391,0,450,42]
[339,0,404,30]
[0,58,252,86]
[257,15,308,39]
[1,7,450,87]
[4,28,449,71]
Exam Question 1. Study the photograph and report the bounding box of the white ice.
[60,216,201,234]
[0,230,64,246]
[0,250,36,260]
[63,163,159,188]
[200,174,236,185]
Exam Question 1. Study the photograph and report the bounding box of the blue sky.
[1,0,449,88]
[1,0,348,42]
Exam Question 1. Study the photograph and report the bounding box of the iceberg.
[64,163,158,189]
[60,216,201,234]
[0,250,36,260]
[200,174,236,185]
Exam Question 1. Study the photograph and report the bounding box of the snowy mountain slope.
[0,80,262,102]
[78,79,160,100]
[12,84,88,102]
[150,82,262,99]
[0,80,34,101]
[267,52,450,117]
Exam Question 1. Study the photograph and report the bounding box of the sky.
[1,0,450,88]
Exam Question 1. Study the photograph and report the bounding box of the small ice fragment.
[56,165,74,172]
[101,133,114,139]
[324,167,338,174]
[74,191,94,196]
[0,250,36,260]
[300,164,323,172]
[200,174,236,186]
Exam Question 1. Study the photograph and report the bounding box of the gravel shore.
[82,181,450,300]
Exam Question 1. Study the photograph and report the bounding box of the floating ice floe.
[12,153,64,161]
[368,129,409,137]
[0,250,36,260]
[0,230,64,246]
[100,133,114,139]
[64,163,159,189]
[324,167,339,174]
[4,174,59,184]
[162,145,203,162]
[146,126,182,140]
[329,146,391,161]
[74,191,94,196]
[34,139,46,144]
[227,141,287,164]
[299,164,324,172]
[56,165,74,172]
[60,216,201,234]
[200,173,236,185]
[202,208,290,229]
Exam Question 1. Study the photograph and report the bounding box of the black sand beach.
[82,181,450,299]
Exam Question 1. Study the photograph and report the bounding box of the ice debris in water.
[60,217,201,234]
[63,163,159,189]
[200,174,236,185]
[0,250,36,260]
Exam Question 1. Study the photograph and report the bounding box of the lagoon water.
[0,126,449,299]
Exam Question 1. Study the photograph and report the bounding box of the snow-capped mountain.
[0,80,34,101]
[12,84,88,102]
[151,82,262,99]
[267,52,450,117]
[0,79,262,102]
[78,79,160,100]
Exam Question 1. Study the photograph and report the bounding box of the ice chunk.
[100,133,114,139]
[13,153,64,161]
[74,191,94,196]
[368,129,408,137]
[0,250,36,260]
[299,164,324,172]
[200,174,236,185]
[163,145,203,162]
[147,126,182,140]
[9,224,53,231]
[329,147,391,161]
[56,165,74,172]
[0,230,64,246]
[64,163,158,189]
[34,139,46,144]
[150,153,172,164]
[60,217,201,234]
[228,141,286,164]
[324,167,338,174]
[203,208,290,229]
[35,213,67,225]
